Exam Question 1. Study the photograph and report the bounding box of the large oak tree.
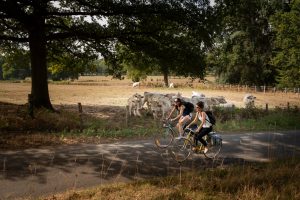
[0,0,214,109]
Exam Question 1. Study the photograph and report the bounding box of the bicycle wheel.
[170,138,193,163]
[154,127,175,148]
[204,134,222,159]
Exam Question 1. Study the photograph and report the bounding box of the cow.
[150,96,172,119]
[127,93,144,117]
[243,94,256,108]
[215,102,236,111]
[191,91,205,98]
[169,82,174,88]
[132,82,140,88]
[142,92,165,111]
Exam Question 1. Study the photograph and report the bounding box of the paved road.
[0,130,299,199]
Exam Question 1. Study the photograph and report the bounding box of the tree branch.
[0,35,28,42]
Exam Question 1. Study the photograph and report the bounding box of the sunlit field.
[0,76,299,109]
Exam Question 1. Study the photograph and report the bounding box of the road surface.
[0,130,299,199]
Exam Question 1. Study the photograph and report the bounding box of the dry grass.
[0,76,299,108]
[35,159,300,200]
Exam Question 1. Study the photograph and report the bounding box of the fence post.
[265,103,268,112]
[263,85,266,94]
[28,94,34,118]
[125,105,129,127]
[78,102,83,130]
[287,102,290,110]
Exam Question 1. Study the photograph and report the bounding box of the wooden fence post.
[287,102,290,110]
[28,94,34,118]
[125,105,129,127]
[78,102,83,130]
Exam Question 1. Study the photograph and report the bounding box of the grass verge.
[35,158,300,200]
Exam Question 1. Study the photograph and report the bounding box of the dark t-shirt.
[176,102,194,116]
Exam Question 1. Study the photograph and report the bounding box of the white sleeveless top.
[198,112,212,128]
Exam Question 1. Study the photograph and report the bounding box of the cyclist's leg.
[196,127,212,147]
[178,115,191,137]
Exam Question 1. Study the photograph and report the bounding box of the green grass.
[214,108,300,133]
[0,104,299,149]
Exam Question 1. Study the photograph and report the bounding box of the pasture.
[0,76,299,110]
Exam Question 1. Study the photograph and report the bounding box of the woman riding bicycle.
[186,101,212,153]
[167,98,194,139]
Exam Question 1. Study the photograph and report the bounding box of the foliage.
[107,4,216,85]
[270,0,300,88]
[208,0,280,85]
[48,53,97,81]
[1,49,31,80]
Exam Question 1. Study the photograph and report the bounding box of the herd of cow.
[127,91,256,119]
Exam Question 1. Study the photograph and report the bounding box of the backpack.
[183,102,194,113]
[205,111,216,125]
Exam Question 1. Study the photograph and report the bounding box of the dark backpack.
[183,102,194,112]
[205,111,216,125]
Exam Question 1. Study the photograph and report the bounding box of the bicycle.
[171,127,222,162]
[154,119,176,148]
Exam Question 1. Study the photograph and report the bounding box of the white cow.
[150,96,172,119]
[142,92,165,111]
[243,94,256,108]
[127,93,144,117]
[215,102,236,111]
[191,91,205,98]
[132,82,140,88]
[169,83,174,88]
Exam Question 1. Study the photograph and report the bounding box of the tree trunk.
[0,66,3,80]
[163,70,169,87]
[28,16,53,110]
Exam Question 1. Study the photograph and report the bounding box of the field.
[0,76,299,109]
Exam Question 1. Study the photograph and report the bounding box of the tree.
[270,0,300,88]
[108,7,215,86]
[209,0,278,85]
[1,48,31,80]
[0,0,215,109]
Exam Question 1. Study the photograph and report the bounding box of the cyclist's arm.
[172,105,184,121]
[196,111,205,132]
[167,106,176,119]
[186,112,198,128]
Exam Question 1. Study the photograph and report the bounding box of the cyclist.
[186,101,212,153]
[167,98,194,139]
